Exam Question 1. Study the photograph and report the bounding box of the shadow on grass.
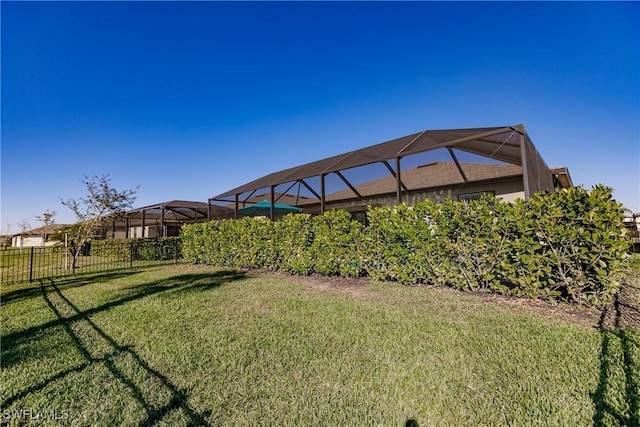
[1,270,247,352]
[1,269,142,306]
[117,270,246,297]
[592,288,640,427]
[1,269,248,426]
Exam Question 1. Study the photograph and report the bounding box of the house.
[623,212,640,251]
[209,125,573,220]
[11,224,69,248]
[294,161,572,217]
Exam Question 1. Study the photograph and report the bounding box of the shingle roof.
[297,162,522,204]
[21,223,70,236]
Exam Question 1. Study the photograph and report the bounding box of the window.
[351,211,368,226]
[457,191,494,201]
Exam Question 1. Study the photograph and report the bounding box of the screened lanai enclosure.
[105,200,233,238]
[209,125,573,221]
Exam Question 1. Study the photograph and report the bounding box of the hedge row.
[91,237,182,261]
[181,186,630,306]
[180,209,363,276]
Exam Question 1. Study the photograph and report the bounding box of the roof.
[213,125,553,201]
[550,166,574,188]
[18,223,70,236]
[298,161,523,204]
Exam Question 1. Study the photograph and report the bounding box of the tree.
[17,219,31,251]
[61,175,137,272]
[35,209,57,252]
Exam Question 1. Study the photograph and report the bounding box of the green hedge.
[181,186,630,307]
[91,237,182,261]
[181,210,363,276]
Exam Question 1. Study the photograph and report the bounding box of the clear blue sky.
[2,1,639,232]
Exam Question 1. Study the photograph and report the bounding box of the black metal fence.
[1,238,183,286]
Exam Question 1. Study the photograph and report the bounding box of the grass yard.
[1,265,638,426]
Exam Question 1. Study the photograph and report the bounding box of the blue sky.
[2,1,639,232]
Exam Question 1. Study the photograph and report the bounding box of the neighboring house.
[209,125,573,220]
[11,224,69,248]
[623,212,640,250]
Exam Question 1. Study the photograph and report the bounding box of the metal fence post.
[28,247,35,282]
[130,240,134,269]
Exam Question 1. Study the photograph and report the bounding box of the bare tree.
[17,219,31,251]
[35,209,57,253]
[61,175,137,272]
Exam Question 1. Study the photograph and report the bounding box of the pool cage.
[104,200,233,239]
[209,125,569,221]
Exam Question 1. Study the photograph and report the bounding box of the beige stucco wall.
[129,226,162,238]
[11,236,58,248]
[302,178,525,215]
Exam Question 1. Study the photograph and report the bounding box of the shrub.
[91,237,182,261]
[181,221,209,264]
[363,204,431,284]
[436,195,517,292]
[225,218,277,269]
[91,239,131,261]
[526,185,629,305]
[499,199,552,299]
[276,214,316,275]
[180,186,629,307]
[134,238,182,261]
[308,209,364,277]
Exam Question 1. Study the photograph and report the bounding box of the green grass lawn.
[2,265,638,426]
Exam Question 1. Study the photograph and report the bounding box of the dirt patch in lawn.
[245,268,605,328]
[250,269,370,297]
